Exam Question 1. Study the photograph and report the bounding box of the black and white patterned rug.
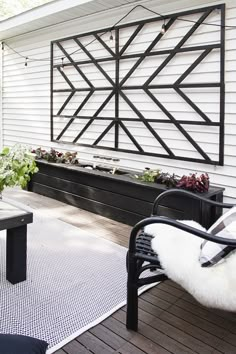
[0,205,131,353]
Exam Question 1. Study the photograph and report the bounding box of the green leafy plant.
[135,168,161,183]
[0,144,38,193]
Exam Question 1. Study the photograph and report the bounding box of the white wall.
[1,0,236,202]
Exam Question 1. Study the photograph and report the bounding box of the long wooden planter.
[28,161,224,227]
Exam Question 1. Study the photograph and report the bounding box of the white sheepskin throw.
[145,221,236,311]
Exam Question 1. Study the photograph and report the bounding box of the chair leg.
[126,252,139,331]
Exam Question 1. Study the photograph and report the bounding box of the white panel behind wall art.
[2,0,236,202]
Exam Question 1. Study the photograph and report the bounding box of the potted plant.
[28,148,224,228]
[0,144,38,196]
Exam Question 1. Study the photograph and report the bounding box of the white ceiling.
[0,0,146,41]
[0,0,220,41]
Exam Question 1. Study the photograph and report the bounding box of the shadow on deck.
[57,279,236,354]
[5,189,236,354]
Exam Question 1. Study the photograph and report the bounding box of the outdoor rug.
[0,201,154,353]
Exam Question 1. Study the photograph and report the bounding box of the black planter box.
[28,161,224,228]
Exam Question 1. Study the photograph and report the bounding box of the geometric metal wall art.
[51,4,225,165]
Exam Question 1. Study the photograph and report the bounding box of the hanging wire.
[1,3,236,64]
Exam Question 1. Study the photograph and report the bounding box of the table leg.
[6,225,27,284]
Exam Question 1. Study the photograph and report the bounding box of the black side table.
[0,200,33,284]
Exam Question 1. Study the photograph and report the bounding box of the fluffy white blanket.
[145,220,236,311]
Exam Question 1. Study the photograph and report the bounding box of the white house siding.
[1,0,236,203]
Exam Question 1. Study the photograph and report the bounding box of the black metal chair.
[126,188,236,331]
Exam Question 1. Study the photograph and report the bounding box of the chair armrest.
[128,216,236,253]
[152,188,234,215]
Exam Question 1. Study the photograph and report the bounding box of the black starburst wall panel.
[51,4,225,165]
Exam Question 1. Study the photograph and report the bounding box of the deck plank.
[158,282,185,297]
[116,342,147,354]
[175,299,235,332]
[159,311,227,353]
[103,316,135,341]
[77,332,114,354]
[90,324,127,350]
[137,321,197,354]
[149,286,180,303]
[114,309,197,354]
[63,340,93,354]
[103,315,171,354]
[130,333,172,354]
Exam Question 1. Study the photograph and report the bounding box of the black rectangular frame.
[50,3,225,165]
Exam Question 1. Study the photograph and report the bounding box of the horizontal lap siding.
[2,0,236,201]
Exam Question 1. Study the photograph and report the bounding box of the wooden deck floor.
[5,189,236,354]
